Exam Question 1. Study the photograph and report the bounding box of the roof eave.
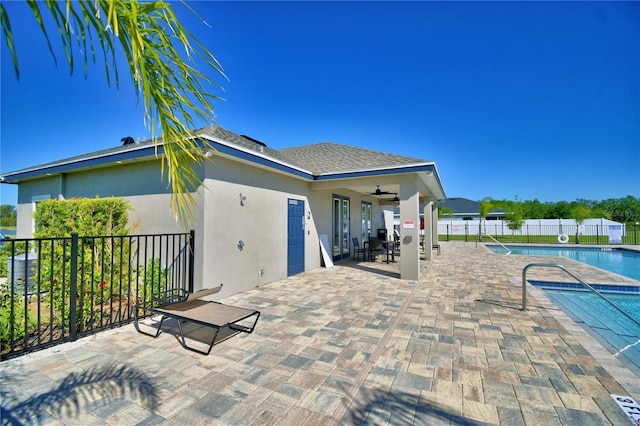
[423,163,447,201]
[0,143,163,183]
[197,133,316,180]
[314,162,446,200]
[314,162,436,180]
[1,132,447,198]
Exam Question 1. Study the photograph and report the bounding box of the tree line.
[0,205,17,227]
[480,195,640,227]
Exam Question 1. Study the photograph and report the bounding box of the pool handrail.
[483,232,511,255]
[521,263,640,329]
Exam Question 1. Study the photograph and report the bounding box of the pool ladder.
[521,263,640,329]
[482,232,511,255]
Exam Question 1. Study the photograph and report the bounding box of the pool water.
[486,245,640,281]
[543,288,640,371]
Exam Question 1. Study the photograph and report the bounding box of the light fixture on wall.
[239,193,246,206]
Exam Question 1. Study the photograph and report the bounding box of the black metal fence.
[438,223,640,245]
[0,231,194,360]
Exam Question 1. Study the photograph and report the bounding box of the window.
[361,201,372,243]
[31,194,51,234]
[332,195,350,260]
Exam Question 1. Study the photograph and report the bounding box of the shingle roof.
[437,198,480,214]
[1,125,434,182]
[199,126,287,161]
[277,142,428,175]
[437,198,505,216]
[199,126,432,174]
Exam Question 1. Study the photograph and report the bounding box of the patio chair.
[393,229,400,250]
[367,237,386,261]
[352,237,366,260]
[133,284,260,355]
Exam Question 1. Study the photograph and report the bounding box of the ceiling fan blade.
[369,185,391,196]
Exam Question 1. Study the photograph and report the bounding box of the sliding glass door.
[361,201,372,244]
[332,195,350,260]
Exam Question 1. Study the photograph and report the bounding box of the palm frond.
[3,364,158,423]
[24,0,60,69]
[1,0,226,227]
[0,3,19,78]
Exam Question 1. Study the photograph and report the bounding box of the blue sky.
[1,1,639,207]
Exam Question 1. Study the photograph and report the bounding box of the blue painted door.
[287,199,305,276]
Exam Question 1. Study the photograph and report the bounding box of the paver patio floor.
[1,241,638,425]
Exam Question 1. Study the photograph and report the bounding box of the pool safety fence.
[0,231,195,360]
[438,223,640,245]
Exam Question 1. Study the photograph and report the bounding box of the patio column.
[423,202,433,261]
[399,178,420,280]
[432,204,439,245]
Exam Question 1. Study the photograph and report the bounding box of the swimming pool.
[530,281,640,372]
[486,245,640,281]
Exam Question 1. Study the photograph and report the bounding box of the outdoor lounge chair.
[133,284,260,355]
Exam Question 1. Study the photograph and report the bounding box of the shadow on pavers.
[1,363,158,425]
[346,387,484,425]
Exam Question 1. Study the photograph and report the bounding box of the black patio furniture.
[134,284,260,355]
[367,237,395,263]
[352,237,366,261]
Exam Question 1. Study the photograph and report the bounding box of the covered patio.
[313,165,445,281]
[1,242,638,424]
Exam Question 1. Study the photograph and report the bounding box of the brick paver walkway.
[1,242,638,425]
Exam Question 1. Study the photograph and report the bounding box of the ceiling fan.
[377,193,400,205]
[380,192,400,204]
[368,185,392,196]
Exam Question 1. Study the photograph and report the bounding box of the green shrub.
[140,258,169,303]
[0,288,38,350]
[33,197,130,238]
[32,198,134,330]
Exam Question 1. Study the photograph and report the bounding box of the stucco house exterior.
[1,126,446,297]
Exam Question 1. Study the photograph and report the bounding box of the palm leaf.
[0,4,19,78]
[1,0,227,227]
[24,0,60,68]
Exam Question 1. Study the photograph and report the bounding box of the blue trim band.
[3,145,165,181]
[2,137,440,188]
[209,141,313,180]
[316,164,436,180]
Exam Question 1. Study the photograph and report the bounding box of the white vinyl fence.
[438,218,628,244]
